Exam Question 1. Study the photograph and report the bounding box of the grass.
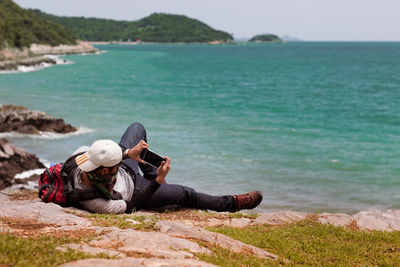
[227,212,259,219]
[200,219,400,266]
[86,213,159,231]
[0,233,111,267]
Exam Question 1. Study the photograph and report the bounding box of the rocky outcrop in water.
[29,41,97,56]
[0,56,57,71]
[0,138,44,190]
[0,104,77,134]
[0,41,98,71]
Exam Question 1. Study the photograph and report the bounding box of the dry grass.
[8,190,38,201]
[0,216,96,239]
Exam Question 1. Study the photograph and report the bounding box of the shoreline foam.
[0,126,94,139]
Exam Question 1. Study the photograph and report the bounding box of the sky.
[13,0,400,41]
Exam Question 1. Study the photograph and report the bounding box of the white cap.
[75,140,122,172]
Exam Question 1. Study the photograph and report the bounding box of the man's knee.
[127,122,146,133]
[119,122,147,149]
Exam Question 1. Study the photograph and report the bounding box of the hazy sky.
[14,0,400,41]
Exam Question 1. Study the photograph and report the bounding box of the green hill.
[33,11,233,43]
[0,0,77,49]
[249,34,283,43]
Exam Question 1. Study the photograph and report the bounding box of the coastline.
[0,41,98,72]
[2,140,400,224]
[87,40,228,45]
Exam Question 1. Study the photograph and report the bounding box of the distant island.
[33,11,233,44]
[248,34,283,43]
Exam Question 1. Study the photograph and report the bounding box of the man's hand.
[156,157,171,184]
[128,140,149,164]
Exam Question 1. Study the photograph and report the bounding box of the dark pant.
[119,122,235,212]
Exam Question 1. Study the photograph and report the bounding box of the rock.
[0,41,98,71]
[88,228,209,259]
[155,220,279,260]
[0,138,45,190]
[29,41,98,56]
[59,258,217,267]
[0,56,56,71]
[0,104,77,134]
[353,210,400,231]
[229,217,251,227]
[0,196,91,231]
[57,243,126,258]
[317,213,354,227]
[206,218,229,227]
[253,211,307,225]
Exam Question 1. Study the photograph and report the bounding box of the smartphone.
[140,149,166,168]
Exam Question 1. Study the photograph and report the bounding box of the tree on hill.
[249,34,283,43]
[0,0,77,49]
[33,11,233,43]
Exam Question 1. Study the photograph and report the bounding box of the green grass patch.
[0,233,110,267]
[227,212,259,219]
[87,213,158,231]
[201,220,400,266]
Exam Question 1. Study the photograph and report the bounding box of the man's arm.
[80,198,127,214]
[124,157,171,213]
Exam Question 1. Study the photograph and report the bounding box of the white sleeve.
[79,198,127,214]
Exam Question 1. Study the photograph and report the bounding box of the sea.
[1,42,400,214]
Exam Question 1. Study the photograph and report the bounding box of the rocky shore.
[0,41,98,71]
[0,191,399,266]
[0,138,399,265]
[0,104,77,135]
[0,138,44,190]
[0,104,78,189]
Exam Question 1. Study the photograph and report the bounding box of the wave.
[78,49,106,56]
[2,181,39,192]
[0,126,94,139]
[44,55,73,65]
[14,168,46,179]
[0,55,73,74]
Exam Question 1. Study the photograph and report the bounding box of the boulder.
[0,104,77,134]
[59,258,218,267]
[253,211,307,225]
[353,210,400,231]
[155,220,279,260]
[0,138,44,190]
[317,212,354,227]
[88,227,209,259]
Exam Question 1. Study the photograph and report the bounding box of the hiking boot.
[231,191,263,212]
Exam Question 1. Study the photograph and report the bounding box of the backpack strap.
[61,152,123,202]
[61,152,84,177]
[40,168,56,202]
[121,163,136,183]
[60,152,83,199]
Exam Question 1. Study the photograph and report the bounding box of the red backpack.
[38,153,123,206]
[38,164,68,205]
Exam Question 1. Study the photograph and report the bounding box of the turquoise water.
[1,42,400,213]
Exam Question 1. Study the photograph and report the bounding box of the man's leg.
[119,122,157,179]
[135,177,236,212]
